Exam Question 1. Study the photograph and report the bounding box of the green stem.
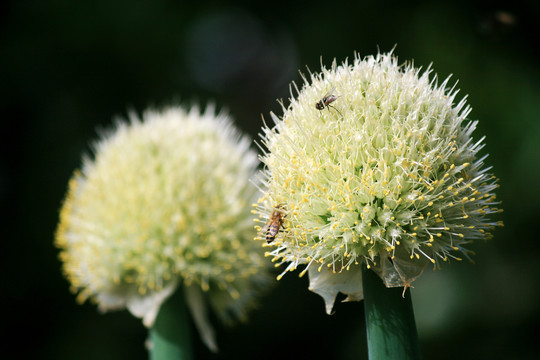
[149,288,193,360]
[362,265,421,360]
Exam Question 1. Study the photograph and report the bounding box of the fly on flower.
[315,87,342,116]
[265,205,286,244]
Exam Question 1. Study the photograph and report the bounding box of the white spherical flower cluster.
[254,52,503,313]
[56,105,269,350]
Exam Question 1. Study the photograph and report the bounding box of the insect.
[265,205,286,244]
[315,88,341,115]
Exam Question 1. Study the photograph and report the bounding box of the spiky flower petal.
[254,52,503,313]
[56,105,269,350]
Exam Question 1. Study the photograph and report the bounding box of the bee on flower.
[265,205,287,244]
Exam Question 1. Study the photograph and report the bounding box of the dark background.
[1,0,539,359]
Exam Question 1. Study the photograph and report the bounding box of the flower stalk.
[149,288,193,360]
[362,266,421,360]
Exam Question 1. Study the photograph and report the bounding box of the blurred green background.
[1,0,539,359]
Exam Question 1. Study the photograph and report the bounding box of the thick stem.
[362,265,422,360]
[149,288,193,360]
